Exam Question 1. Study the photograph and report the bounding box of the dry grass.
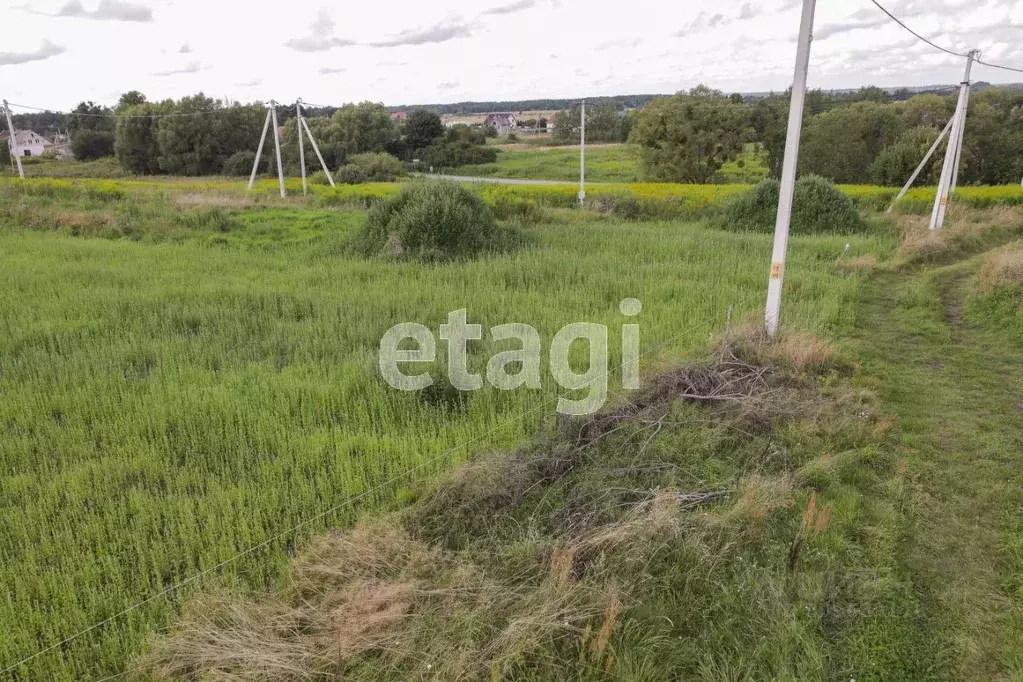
[136,334,890,681]
[836,253,879,274]
[977,245,1023,292]
[173,193,261,209]
[897,206,1023,264]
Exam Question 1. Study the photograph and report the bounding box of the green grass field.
[0,178,892,679]
[445,143,770,184]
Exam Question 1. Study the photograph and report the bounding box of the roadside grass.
[0,185,890,679]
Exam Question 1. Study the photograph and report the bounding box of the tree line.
[10,92,496,176]
[628,84,1023,185]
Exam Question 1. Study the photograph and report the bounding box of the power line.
[866,0,967,58]
[975,58,1023,75]
[867,0,1023,74]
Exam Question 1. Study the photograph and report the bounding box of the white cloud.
[37,0,154,22]
[481,0,535,16]
[0,40,66,66]
[5,0,1023,111]
[152,60,202,76]
[367,20,475,47]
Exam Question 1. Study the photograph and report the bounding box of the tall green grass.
[0,184,895,679]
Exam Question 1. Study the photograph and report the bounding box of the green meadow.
[0,178,892,679]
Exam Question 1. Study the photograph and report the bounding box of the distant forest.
[385,95,665,114]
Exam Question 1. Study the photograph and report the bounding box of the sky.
[2,0,1023,112]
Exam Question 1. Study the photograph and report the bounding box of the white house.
[1,129,54,158]
[483,113,517,136]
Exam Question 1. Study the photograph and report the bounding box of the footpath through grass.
[846,240,1023,678]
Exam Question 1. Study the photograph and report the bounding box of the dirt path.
[850,259,1023,679]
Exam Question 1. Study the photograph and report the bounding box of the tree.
[155,94,264,175]
[751,94,788,178]
[629,86,750,183]
[799,101,904,183]
[71,130,115,160]
[899,94,953,129]
[325,102,396,156]
[68,101,114,134]
[869,126,943,186]
[404,110,445,153]
[0,137,10,167]
[117,91,147,110]
[115,101,167,174]
[552,105,580,142]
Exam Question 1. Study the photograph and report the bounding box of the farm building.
[1,129,54,157]
[484,113,517,136]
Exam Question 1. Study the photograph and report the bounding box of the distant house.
[484,113,517,136]
[390,111,408,122]
[1,129,53,157]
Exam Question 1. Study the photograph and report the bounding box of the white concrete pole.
[949,85,971,195]
[886,116,954,214]
[3,100,25,180]
[579,100,586,205]
[300,116,336,188]
[930,51,975,230]
[269,101,286,198]
[297,100,308,195]
[248,106,272,190]
[765,0,816,337]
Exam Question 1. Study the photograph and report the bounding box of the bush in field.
[338,152,404,182]
[355,181,504,259]
[724,175,864,234]
[222,151,259,177]
[336,164,368,185]
[421,140,497,169]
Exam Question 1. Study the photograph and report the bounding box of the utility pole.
[3,100,25,180]
[300,116,337,187]
[270,101,286,198]
[248,105,273,191]
[887,117,955,214]
[764,0,816,337]
[930,50,976,230]
[297,100,308,196]
[949,84,971,195]
[579,100,586,206]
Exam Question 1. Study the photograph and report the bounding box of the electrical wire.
[866,0,1023,74]
[975,58,1023,74]
[0,322,701,678]
[866,0,968,58]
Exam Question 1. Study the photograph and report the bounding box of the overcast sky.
[2,0,1022,112]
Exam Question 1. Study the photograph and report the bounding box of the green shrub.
[338,152,404,183]
[421,140,498,169]
[222,151,258,177]
[354,181,508,259]
[336,164,368,185]
[723,175,865,234]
